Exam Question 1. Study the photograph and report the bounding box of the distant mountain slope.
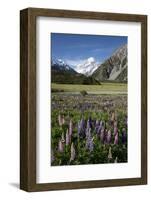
[51,59,100,85]
[75,57,98,77]
[92,44,127,82]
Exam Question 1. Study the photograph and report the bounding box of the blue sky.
[51,33,127,66]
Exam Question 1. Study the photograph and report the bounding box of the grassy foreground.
[51,83,127,94]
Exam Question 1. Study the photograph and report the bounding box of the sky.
[51,33,127,67]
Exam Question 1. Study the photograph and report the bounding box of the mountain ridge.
[92,44,127,82]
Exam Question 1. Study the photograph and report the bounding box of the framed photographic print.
[20,8,147,191]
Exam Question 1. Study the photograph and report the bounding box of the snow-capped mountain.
[51,58,75,73]
[51,58,99,85]
[75,57,99,77]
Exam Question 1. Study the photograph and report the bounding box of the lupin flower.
[86,127,91,139]
[61,132,65,143]
[62,115,65,124]
[108,147,112,160]
[58,114,65,126]
[94,120,99,132]
[66,129,70,145]
[100,128,105,143]
[113,126,118,136]
[95,120,102,135]
[106,130,112,144]
[78,118,85,137]
[70,143,76,161]
[114,132,118,144]
[86,119,91,129]
[69,119,73,136]
[86,136,94,152]
[88,116,93,128]
[58,139,64,152]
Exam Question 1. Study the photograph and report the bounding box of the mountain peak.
[75,57,98,77]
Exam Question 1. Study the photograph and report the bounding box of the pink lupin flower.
[107,130,112,144]
[62,115,65,125]
[100,128,105,143]
[113,126,118,136]
[61,132,65,143]
[58,114,62,126]
[114,132,118,144]
[70,143,75,162]
[58,139,64,152]
[69,119,73,136]
[66,129,70,145]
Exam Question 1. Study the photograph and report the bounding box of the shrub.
[80,90,88,96]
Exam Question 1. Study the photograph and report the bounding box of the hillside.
[92,44,127,82]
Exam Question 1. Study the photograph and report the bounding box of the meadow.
[51,83,127,166]
[51,83,127,94]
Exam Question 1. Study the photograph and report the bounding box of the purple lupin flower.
[95,120,102,135]
[86,119,91,129]
[86,127,91,139]
[58,139,64,152]
[88,116,93,128]
[77,121,80,137]
[70,143,75,161]
[69,119,73,136]
[114,132,118,144]
[78,118,85,138]
[106,130,112,144]
[94,120,99,133]
[86,136,94,152]
[122,128,127,144]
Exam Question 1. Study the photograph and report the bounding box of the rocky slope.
[92,44,127,82]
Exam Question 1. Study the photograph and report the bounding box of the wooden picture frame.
[20,7,147,192]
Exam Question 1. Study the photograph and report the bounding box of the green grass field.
[51,83,127,94]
